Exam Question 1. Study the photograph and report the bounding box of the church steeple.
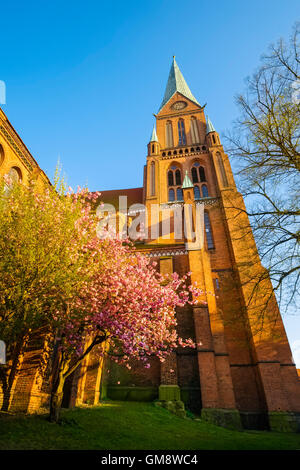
[206,115,221,147]
[182,170,193,189]
[158,57,200,112]
[149,124,158,143]
[206,116,216,134]
[148,124,160,156]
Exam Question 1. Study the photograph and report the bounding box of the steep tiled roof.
[182,170,193,189]
[149,125,158,142]
[94,187,144,209]
[158,57,200,112]
[206,116,216,134]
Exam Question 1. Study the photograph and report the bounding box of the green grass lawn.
[0,401,299,450]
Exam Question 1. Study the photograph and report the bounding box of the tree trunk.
[49,376,65,423]
[48,335,106,423]
[0,367,9,412]
[49,350,69,423]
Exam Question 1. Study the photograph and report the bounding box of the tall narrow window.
[168,170,174,186]
[177,188,183,201]
[0,144,4,167]
[216,152,228,187]
[191,162,206,183]
[167,164,182,202]
[204,212,214,249]
[199,166,206,182]
[166,121,174,148]
[175,169,181,186]
[8,166,22,183]
[202,184,209,197]
[194,185,200,199]
[191,167,198,183]
[150,161,155,196]
[169,188,175,202]
[178,119,186,145]
[190,117,200,144]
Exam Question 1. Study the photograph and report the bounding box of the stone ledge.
[159,385,181,401]
[240,411,269,430]
[268,411,300,433]
[106,386,158,402]
[201,408,242,431]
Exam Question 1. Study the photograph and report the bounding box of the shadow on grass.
[0,401,299,450]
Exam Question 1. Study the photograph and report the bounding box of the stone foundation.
[107,386,158,402]
[201,408,242,430]
[240,411,269,430]
[268,411,300,433]
[158,385,181,401]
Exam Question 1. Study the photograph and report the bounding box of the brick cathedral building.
[0,58,299,431]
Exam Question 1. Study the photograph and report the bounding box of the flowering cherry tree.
[50,236,201,422]
[0,175,201,422]
[0,176,103,412]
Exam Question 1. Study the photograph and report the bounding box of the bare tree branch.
[225,23,300,315]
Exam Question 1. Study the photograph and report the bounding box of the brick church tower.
[99,57,300,431]
[0,58,299,431]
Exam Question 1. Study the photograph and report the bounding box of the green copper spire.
[206,116,216,134]
[158,57,200,112]
[149,124,158,142]
[182,170,194,189]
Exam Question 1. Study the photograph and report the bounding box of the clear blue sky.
[1,0,299,365]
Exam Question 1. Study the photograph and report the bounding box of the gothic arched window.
[190,117,200,144]
[199,166,206,182]
[178,119,186,145]
[191,162,206,183]
[194,185,200,199]
[166,121,174,148]
[191,167,198,183]
[8,166,22,183]
[175,169,181,186]
[204,211,214,249]
[202,184,209,198]
[0,144,4,167]
[168,188,175,202]
[167,164,183,202]
[168,170,174,186]
[177,188,183,201]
